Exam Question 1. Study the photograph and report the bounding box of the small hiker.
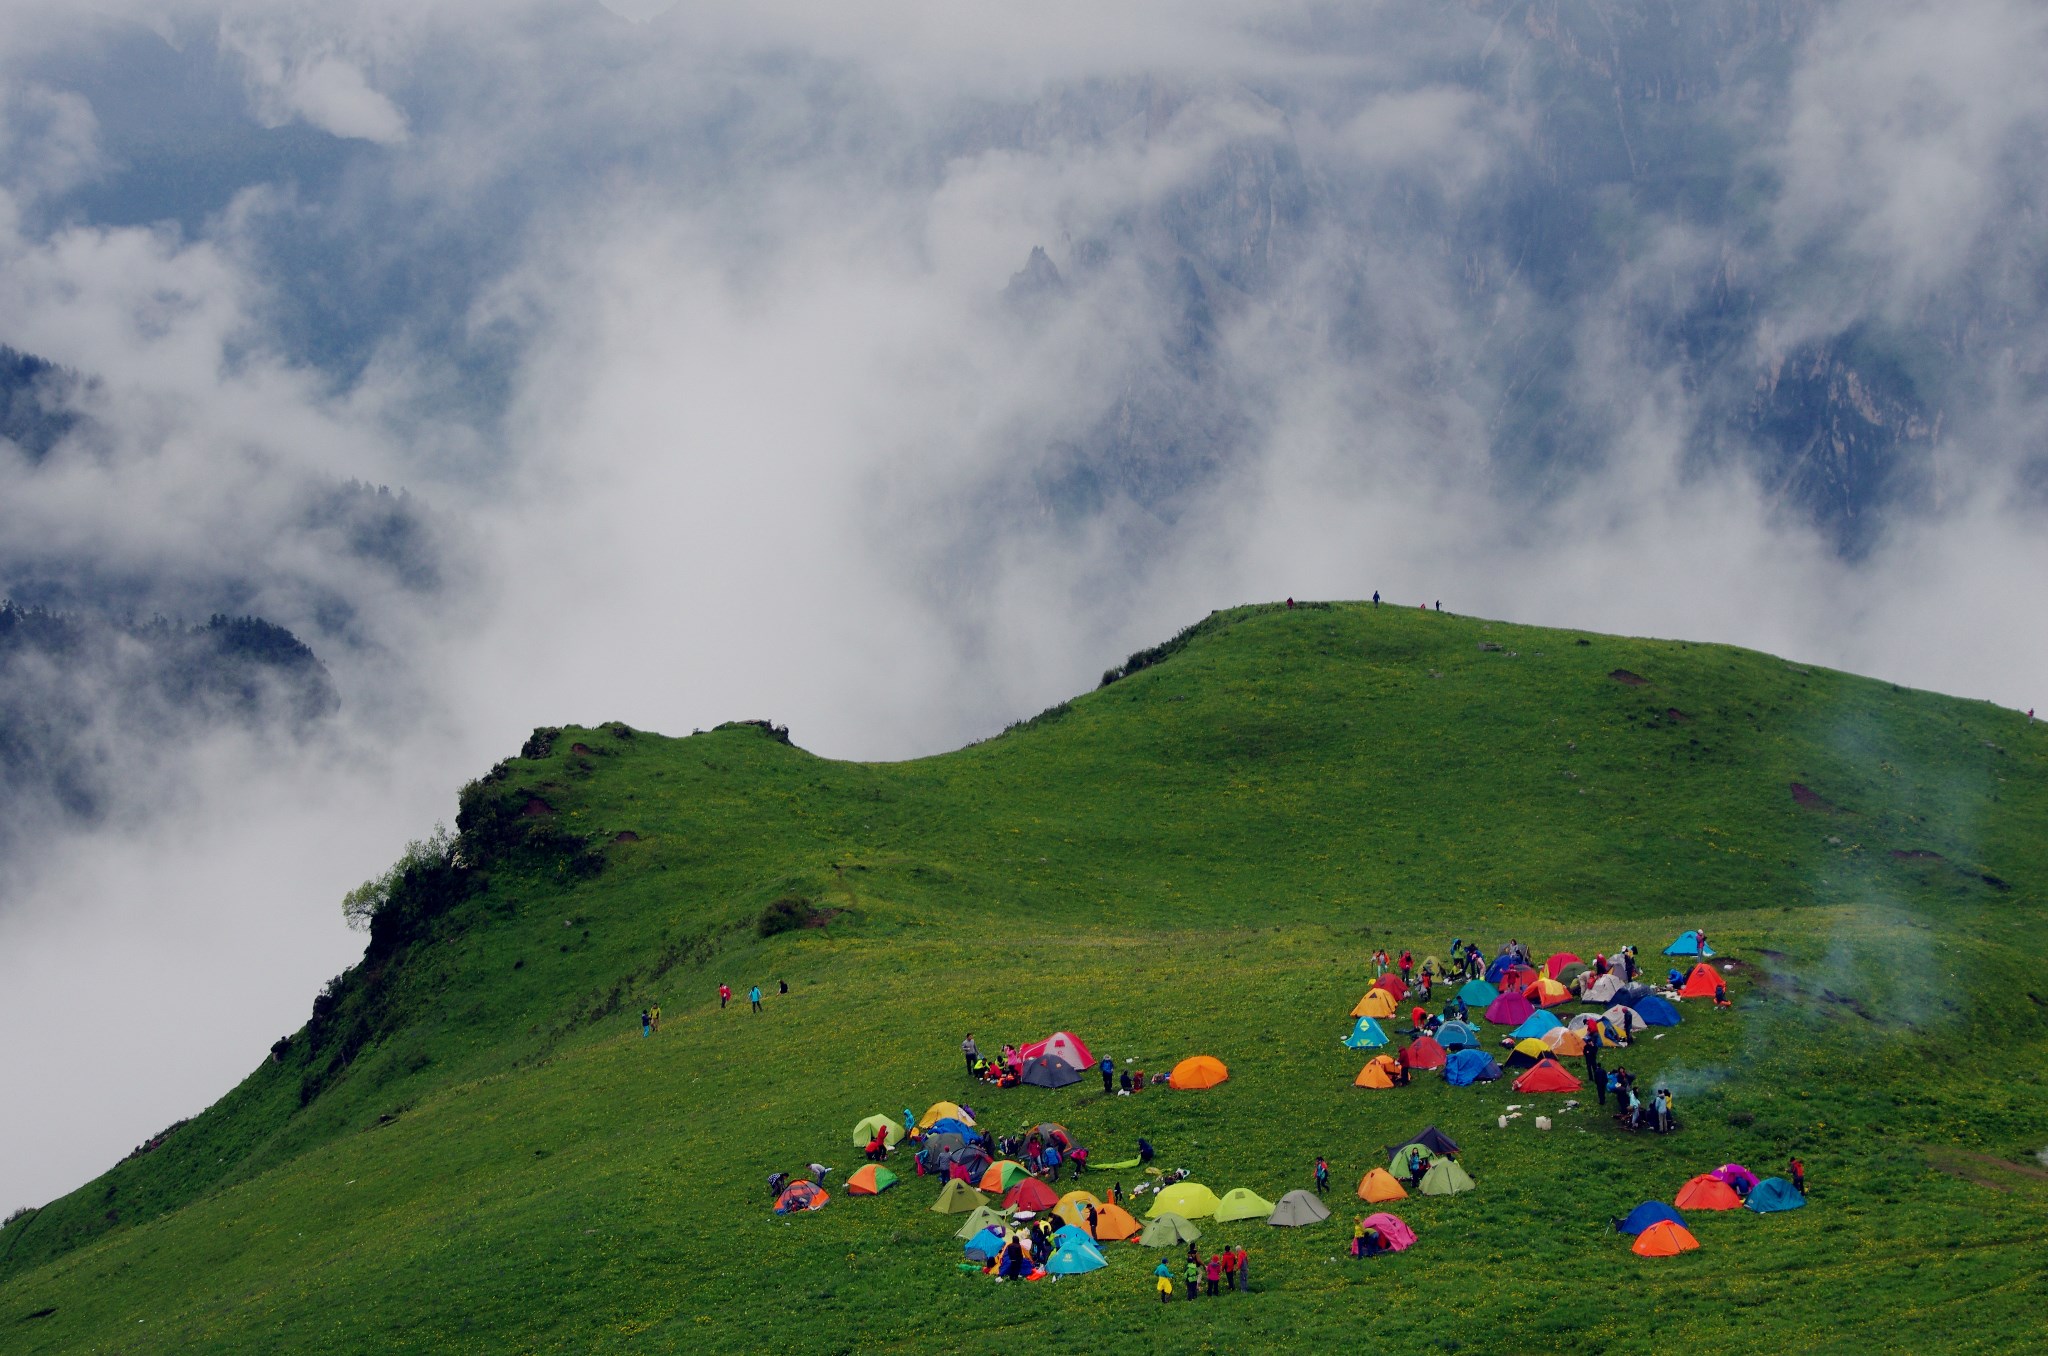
[808,1162,831,1186]
[1585,1022,1605,1104]
[1154,1260,1175,1302]
[1221,1246,1238,1291]
[748,985,762,1013]
[1715,980,1731,1008]
[864,1127,890,1161]
[1137,1137,1155,1164]
[1068,1146,1088,1178]
[1099,1055,1115,1094]
[1205,1253,1222,1296]
[1351,1216,1367,1258]
[1087,1203,1100,1238]
[766,1171,789,1199]
[1233,1244,1248,1291]
[962,1034,979,1076]
[1434,600,1441,611]
[639,1008,651,1037]
[778,979,788,994]
[1405,1147,1426,1188]
[1314,1156,1330,1196]
[1372,590,1380,606]
[1790,1156,1806,1194]
[718,983,731,1009]
[1399,949,1413,982]
[1184,1256,1201,1301]
[650,1003,661,1033]
[1119,1070,1133,1095]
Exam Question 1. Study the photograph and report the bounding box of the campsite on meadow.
[2,602,2044,1352]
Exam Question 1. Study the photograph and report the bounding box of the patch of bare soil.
[803,907,843,929]
[1790,782,1842,812]
[611,830,640,843]
[1925,1146,2048,1192]
[570,743,595,757]
[1890,848,1944,861]
[1609,669,1648,686]
[1665,708,1692,722]
[521,796,556,817]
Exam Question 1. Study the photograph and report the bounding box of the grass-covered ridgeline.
[3,601,2045,1352]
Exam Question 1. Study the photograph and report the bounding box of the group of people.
[717,980,786,1013]
[1152,1243,1251,1301]
[960,1034,1159,1095]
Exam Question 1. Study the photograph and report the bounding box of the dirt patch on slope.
[570,743,595,757]
[1609,669,1648,686]
[521,797,556,818]
[611,830,640,843]
[1890,848,1944,861]
[1789,782,1842,812]
[1924,1146,2048,1193]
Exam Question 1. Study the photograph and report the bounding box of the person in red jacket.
[1410,1004,1428,1035]
[718,983,731,1009]
[1204,1253,1222,1296]
[1399,950,1413,981]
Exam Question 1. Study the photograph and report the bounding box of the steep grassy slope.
[4,602,2046,1352]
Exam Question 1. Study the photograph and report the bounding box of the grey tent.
[1385,1125,1461,1162]
[924,1132,966,1154]
[953,1204,1010,1239]
[1581,974,1625,1005]
[1019,1054,1082,1089]
[1267,1189,1331,1227]
[1138,1211,1202,1246]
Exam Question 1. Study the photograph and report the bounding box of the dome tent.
[1545,951,1584,979]
[978,1161,1030,1193]
[1354,1055,1402,1088]
[1664,930,1716,957]
[1399,1036,1448,1069]
[1629,994,1683,1027]
[1168,1056,1229,1089]
[917,1101,973,1129]
[1353,989,1399,1019]
[1679,964,1724,998]
[846,1164,897,1195]
[1436,1020,1479,1049]
[1508,1010,1563,1040]
[1745,1177,1807,1212]
[931,1179,987,1214]
[1484,992,1535,1026]
[1675,1175,1744,1211]
[1053,1191,1104,1229]
[1373,973,1409,1001]
[852,1114,904,1148]
[1387,1125,1461,1160]
[1018,1054,1082,1088]
[1582,973,1625,1004]
[1357,1168,1408,1202]
[1632,1220,1700,1256]
[1090,1202,1143,1241]
[1148,1182,1222,1219]
[953,1205,1008,1239]
[1267,1190,1332,1226]
[1458,980,1499,1007]
[1020,1031,1095,1070]
[1359,1211,1416,1251]
[1138,1212,1201,1246]
[1045,1238,1108,1275]
[1419,1157,1476,1196]
[1002,1178,1059,1212]
[1442,1048,1502,1086]
[1213,1187,1276,1222]
[1511,1057,1583,1093]
[1342,1016,1390,1049]
[1615,1201,1685,1235]
[774,1182,829,1213]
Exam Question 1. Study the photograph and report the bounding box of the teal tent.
[1745,1178,1806,1213]
[1342,1016,1389,1049]
[1458,980,1499,1006]
[1663,930,1716,957]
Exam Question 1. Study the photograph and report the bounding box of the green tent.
[851,1114,903,1149]
[931,1179,988,1214]
[1419,1157,1476,1196]
[1146,1182,1221,1219]
[1213,1187,1276,1222]
[1138,1212,1202,1246]
[953,1205,1010,1240]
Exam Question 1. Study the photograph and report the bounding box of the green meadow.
[3,602,2046,1352]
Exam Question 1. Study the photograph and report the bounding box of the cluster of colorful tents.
[990,1030,1231,1093]
[1616,1164,1806,1256]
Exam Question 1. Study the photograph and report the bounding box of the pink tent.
[1483,992,1535,1026]
[1360,1212,1416,1251]
[1711,1163,1759,1192]
[1019,1031,1095,1070]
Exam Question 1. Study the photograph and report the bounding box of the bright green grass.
[4,602,2047,1353]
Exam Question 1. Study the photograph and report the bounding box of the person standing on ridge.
[748,984,762,1013]
[962,1033,980,1076]
[1373,591,1380,607]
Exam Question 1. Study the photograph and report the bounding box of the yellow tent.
[1512,1038,1551,1060]
[1053,1191,1104,1229]
[852,1114,903,1148]
[1147,1182,1222,1219]
[917,1101,972,1129]
[1168,1056,1229,1089]
[1353,989,1398,1019]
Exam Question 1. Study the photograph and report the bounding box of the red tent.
[1510,1057,1583,1093]
[1002,1178,1060,1212]
[1545,951,1584,979]
[1499,964,1540,990]
[1373,973,1409,1001]
[1018,1031,1095,1069]
[1678,964,1723,999]
[1675,1174,1744,1211]
[1399,1036,1448,1069]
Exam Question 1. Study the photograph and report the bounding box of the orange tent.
[1679,964,1723,999]
[1511,1057,1583,1093]
[1540,1026,1587,1057]
[1523,976,1573,1008]
[845,1164,896,1195]
[1373,973,1409,1001]
[1090,1202,1143,1242]
[1169,1055,1229,1089]
[1353,989,1398,1019]
[1354,1055,1401,1088]
[1675,1174,1744,1211]
[977,1160,1028,1193]
[1632,1220,1701,1256]
[1358,1168,1408,1202]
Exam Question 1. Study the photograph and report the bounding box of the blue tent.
[1745,1178,1806,1213]
[964,1226,1006,1260]
[1458,980,1499,1007]
[1615,1201,1685,1235]
[1053,1224,1098,1249]
[1046,1239,1108,1274]
[1436,1021,1479,1050]
[1664,930,1716,957]
[929,1117,975,1137]
[1442,1048,1502,1087]
[1629,994,1682,1026]
[1342,1016,1389,1049]
[1508,1011,1563,1040]
[1485,954,1518,984]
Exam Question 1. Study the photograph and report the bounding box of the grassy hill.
[3,601,2046,1353]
